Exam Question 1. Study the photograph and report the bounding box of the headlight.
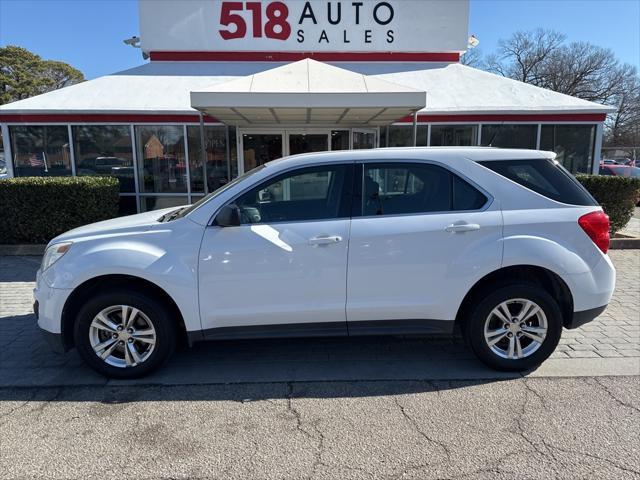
[41,242,73,271]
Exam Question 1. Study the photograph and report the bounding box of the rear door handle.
[308,235,343,245]
[445,223,480,233]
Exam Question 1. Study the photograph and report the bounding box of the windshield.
[173,164,267,219]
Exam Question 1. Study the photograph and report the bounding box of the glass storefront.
[386,125,428,147]
[73,125,135,192]
[3,121,600,213]
[135,125,187,194]
[187,125,229,194]
[541,125,596,174]
[9,125,72,176]
[430,125,478,146]
[481,124,537,149]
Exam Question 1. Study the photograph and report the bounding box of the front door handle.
[308,235,343,245]
[445,222,480,233]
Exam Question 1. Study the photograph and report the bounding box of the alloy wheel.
[483,298,548,360]
[89,305,157,368]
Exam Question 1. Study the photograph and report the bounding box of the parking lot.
[0,251,639,479]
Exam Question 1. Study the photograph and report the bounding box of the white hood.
[50,207,179,244]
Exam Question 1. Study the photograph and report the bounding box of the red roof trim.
[398,113,607,123]
[149,51,461,63]
[0,114,220,123]
[0,112,606,124]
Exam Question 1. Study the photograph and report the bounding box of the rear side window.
[360,163,487,216]
[479,159,596,206]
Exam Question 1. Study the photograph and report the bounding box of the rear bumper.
[565,304,608,330]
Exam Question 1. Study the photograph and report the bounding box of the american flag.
[28,152,47,171]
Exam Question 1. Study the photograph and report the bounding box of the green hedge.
[576,174,640,234]
[0,176,119,244]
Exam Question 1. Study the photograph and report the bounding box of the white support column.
[183,124,192,203]
[426,124,432,147]
[130,125,141,213]
[477,124,483,146]
[536,124,542,150]
[592,123,604,175]
[412,111,418,147]
[67,125,77,176]
[1,123,14,178]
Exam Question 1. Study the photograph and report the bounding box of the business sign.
[139,0,469,54]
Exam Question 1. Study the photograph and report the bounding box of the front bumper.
[566,304,608,330]
[34,269,72,353]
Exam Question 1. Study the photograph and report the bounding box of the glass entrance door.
[241,133,283,172]
[287,132,330,156]
[352,129,377,149]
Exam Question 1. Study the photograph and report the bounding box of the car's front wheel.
[465,284,563,371]
[74,290,176,378]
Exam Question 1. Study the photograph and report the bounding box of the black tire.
[464,283,563,371]
[74,289,176,379]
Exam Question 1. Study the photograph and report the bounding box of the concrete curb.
[0,244,46,256]
[610,237,640,249]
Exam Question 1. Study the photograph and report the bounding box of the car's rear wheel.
[74,290,176,378]
[465,284,563,371]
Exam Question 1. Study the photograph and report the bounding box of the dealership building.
[0,0,614,214]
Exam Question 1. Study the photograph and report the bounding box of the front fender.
[42,221,204,332]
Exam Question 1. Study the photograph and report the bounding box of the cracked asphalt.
[1,376,638,479]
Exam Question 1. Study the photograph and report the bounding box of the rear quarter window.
[479,159,597,206]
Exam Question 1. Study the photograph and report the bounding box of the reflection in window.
[352,131,376,149]
[187,126,229,194]
[386,125,428,147]
[135,126,187,193]
[331,130,350,150]
[540,125,596,174]
[10,126,71,176]
[140,196,189,212]
[481,124,537,149]
[430,125,478,146]
[235,165,351,224]
[73,125,135,192]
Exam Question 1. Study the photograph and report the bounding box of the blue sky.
[0,0,638,79]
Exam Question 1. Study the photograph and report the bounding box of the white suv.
[34,148,616,378]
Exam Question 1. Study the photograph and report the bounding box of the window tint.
[234,164,352,224]
[453,176,487,210]
[480,159,596,206]
[361,163,486,216]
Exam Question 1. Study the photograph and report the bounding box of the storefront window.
[9,126,71,176]
[331,130,350,150]
[187,126,230,193]
[540,125,596,174]
[73,125,135,192]
[0,129,6,177]
[140,196,189,213]
[387,125,428,147]
[135,126,187,193]
[481,124,537,149]
[430,125,478,146]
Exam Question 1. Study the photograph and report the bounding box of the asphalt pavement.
[1,376,638,479]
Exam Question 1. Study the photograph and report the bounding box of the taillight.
[578,211,610,254]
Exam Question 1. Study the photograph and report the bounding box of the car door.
[198,163,354,338]
[346,161,503,334]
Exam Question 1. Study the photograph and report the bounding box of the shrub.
[576,174,640,234]
[0,176,119,244]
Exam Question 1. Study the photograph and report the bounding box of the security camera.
[123,36,141,47]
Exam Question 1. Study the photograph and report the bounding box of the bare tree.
[460,47,483,68]
[485,29,565,83]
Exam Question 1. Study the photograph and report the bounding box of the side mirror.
[215,204,241,227]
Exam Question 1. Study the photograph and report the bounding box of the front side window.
[234,164,353,224]
[361,163,487,216]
